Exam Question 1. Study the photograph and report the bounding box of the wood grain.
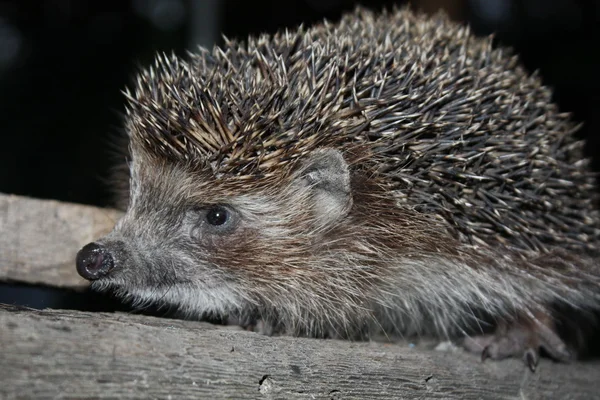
[1,304,598,400]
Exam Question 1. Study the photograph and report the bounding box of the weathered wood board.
[1,304,599,400]
[0,193,121,289]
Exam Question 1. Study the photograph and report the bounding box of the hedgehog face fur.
[77,8,600,355]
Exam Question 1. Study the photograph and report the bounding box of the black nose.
[76,242,114,280]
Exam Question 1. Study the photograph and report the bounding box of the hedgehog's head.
[75,142,356,322]
[75,51,365,327]
[75,44,452,331]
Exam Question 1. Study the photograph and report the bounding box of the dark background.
[1,0,599,312]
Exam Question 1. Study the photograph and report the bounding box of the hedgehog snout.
[76,242,115,281]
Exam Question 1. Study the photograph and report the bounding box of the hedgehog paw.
[477,333,541,372]
[463,318,572,371]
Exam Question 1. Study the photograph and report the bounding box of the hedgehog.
[75,7,600,370]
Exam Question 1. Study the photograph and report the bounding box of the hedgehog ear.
[296,148,352,226]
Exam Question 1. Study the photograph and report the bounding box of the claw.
[523,348,538,372]
[481,345,491,362]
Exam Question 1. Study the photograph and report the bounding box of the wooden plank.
[0,304,598,399]
[0,193,121,288]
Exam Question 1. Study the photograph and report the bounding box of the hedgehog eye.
[188,204,238,240]
[206,205,229,226]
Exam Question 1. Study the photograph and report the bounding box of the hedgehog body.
[76,8,600,364]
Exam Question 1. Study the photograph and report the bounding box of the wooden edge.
[0,193,122,288]
[1,304,598,399]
